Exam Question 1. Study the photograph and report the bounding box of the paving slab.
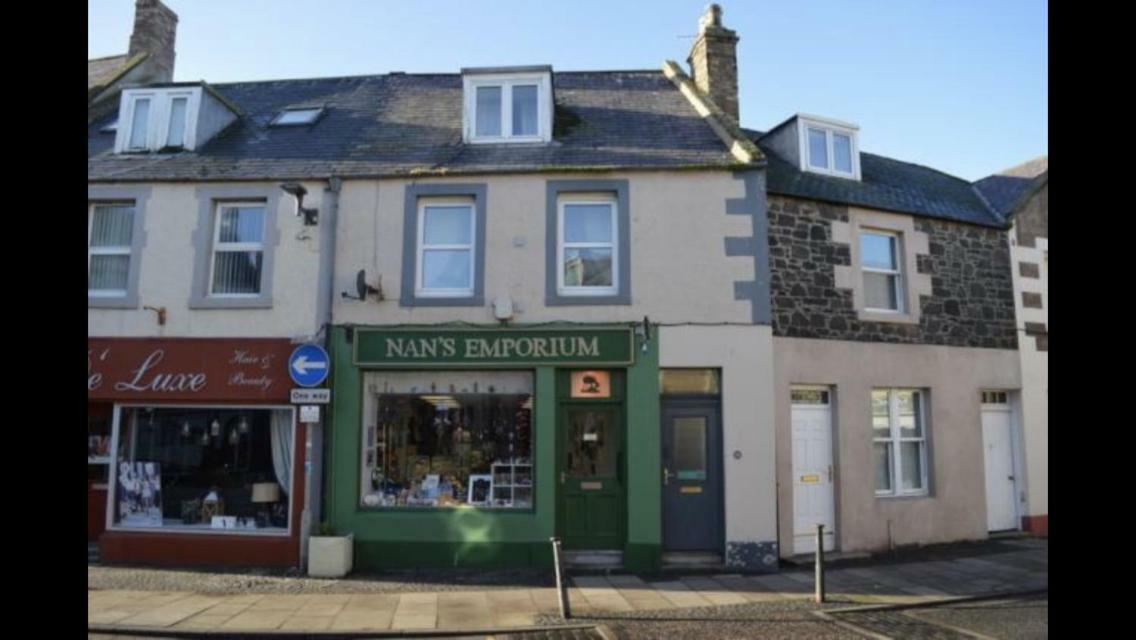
[198,602,254,617]
[391,592,438,629]
[603,575,674,611]
[343,593,400,611]
[437,592,494,629]
[571,576,635,612]
[328,608,395,631]
[296,597,347,617]
[249,594,313,611]
[116,595,224,628]
[749,572,811,598]
[279,615,335,631]
[648,581,714,609]
[173,613,237,629]
[219,609,290,630]
[679,577,747,606]
[709,574,787,604]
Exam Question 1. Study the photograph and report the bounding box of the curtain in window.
[270,409,293,495]
[89,205,135,291]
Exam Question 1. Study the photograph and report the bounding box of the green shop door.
[557,372,625,550]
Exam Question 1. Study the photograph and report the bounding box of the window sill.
[875,492,931,501]
[89,295,139,309]
[857,308,919,325]
[188,296,273,310]
[546,293,630,306]
[398,294,485,308]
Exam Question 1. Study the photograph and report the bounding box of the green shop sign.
[353,327,635,367]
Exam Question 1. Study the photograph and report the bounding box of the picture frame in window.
[468,474,493,506]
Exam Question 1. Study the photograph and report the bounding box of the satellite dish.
[342,270,383,301]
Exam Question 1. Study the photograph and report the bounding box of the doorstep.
[564,550,623,571]
[783,550,872,568]
[661,552,725,571]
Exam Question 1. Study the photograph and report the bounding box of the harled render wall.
[87,181,328,339]
[331,171,759,326]
[773,337,1021,556]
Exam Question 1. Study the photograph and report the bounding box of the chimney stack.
[687,3,740,123]
[128,0,178,84]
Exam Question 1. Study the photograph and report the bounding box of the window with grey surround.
[209,203,266,296]
[88,186,148,309]
[400,184,486,307]
[873,389,928,496]
[558,199,617,296]
[189,186,279,309]
[88,203,136,297]
[416,201,476,297]
[860,230,904,312]
[545,180,630,306]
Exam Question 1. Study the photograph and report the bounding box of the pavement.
[88,538,1046,638]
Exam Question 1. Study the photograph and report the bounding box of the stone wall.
[1015,183,1048,248]
[768,195,1017,349]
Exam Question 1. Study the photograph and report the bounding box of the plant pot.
[308,532,353,578]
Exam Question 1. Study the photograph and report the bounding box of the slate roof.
[973,156,1048,216]
[88,54,130,91]
[87,70,740,181]
[745,127,1005,228]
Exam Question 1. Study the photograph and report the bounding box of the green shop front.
[326,325,662,571]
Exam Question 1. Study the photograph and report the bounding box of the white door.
[982,393,1017,532]
[791,387,835,555]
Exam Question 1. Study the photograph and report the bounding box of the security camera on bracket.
[279,183,319,226]
[342,269,384,301]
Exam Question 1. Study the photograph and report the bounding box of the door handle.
[1008,475,1015,481]
[827,465,833,482]
[663,467,674,485]
[560,471,566,485]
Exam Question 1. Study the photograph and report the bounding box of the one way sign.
[288,344,330,387]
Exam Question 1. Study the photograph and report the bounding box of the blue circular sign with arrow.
[289,344,330,388]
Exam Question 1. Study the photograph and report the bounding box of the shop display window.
[111,406,294,533]
[361,371,533,509]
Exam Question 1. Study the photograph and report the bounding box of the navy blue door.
[661,400,723,551]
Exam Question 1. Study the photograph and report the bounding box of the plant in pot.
[308,521,353,578]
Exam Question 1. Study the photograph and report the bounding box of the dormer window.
[462,67,553,144]
[798,114,861,180]
[114,84,238,154]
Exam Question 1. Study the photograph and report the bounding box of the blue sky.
[88,0,1047,181]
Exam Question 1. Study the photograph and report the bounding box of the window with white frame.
[88,203,136,296]
[209,203,266,296]
[799,116,860,179]
[270,107,324,126]
[166,96,189,147]
[118,88,198,152]
[463,73,551,143]
[416,201,476,297]
[860,230,904,312]
[872,389,929,496]
[558,199,618,296]
[126,95,152,150]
